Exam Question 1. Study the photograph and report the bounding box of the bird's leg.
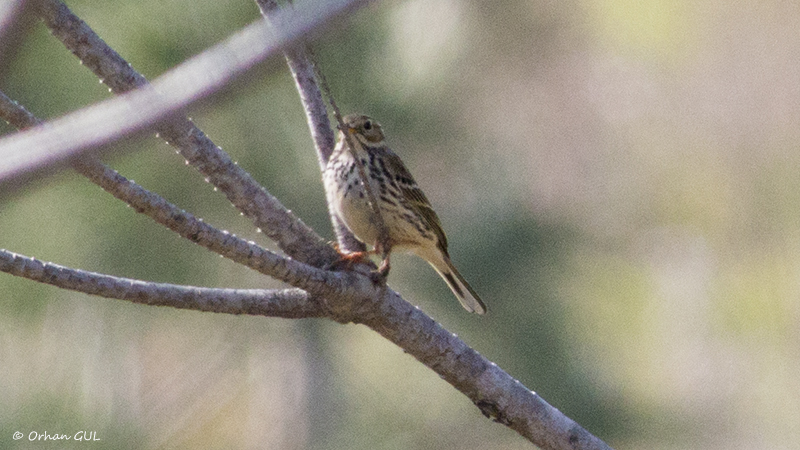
[377,254,391,277]
[338,250,372,264]
[329,242,375,275]
[375,239,392,278]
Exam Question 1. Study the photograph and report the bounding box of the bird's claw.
[329,244,390,286]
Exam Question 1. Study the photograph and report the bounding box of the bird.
[323,114,487,315]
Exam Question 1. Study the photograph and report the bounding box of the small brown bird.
[324,114,487,314]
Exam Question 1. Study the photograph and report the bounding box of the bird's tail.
[433,259,487,315]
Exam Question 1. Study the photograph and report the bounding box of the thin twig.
[0,90,38,129]
[311,50,393,262]
[0,249,321,318]
[257,0,335,171]
[256,0,365,252]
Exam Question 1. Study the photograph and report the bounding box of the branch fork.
[0,2,613,449]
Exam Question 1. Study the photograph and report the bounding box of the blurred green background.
[2,0,800,448]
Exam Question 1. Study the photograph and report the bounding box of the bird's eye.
[363,120,372,131]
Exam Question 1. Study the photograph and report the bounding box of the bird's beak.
[347,127,358,134]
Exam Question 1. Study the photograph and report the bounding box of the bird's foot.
[330,249,385,285]
[330,250,371,271]
[329,243,390,286]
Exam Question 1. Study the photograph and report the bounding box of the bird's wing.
[382,149,449,252]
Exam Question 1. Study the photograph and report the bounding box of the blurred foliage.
[3,0,800,449]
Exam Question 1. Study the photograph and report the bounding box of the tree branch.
[0,0,371,266]
[256,0,366,253]
[0,90,314,289]
[356,297,611,450]
[0,248,320,318]
[29,0,354,268]
[0,89,367,321]
[257,0,336,172]
[0,2,615,449]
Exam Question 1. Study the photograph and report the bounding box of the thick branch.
[0,0,371,266]
[358,298,612,450]
[30,0,350,268]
